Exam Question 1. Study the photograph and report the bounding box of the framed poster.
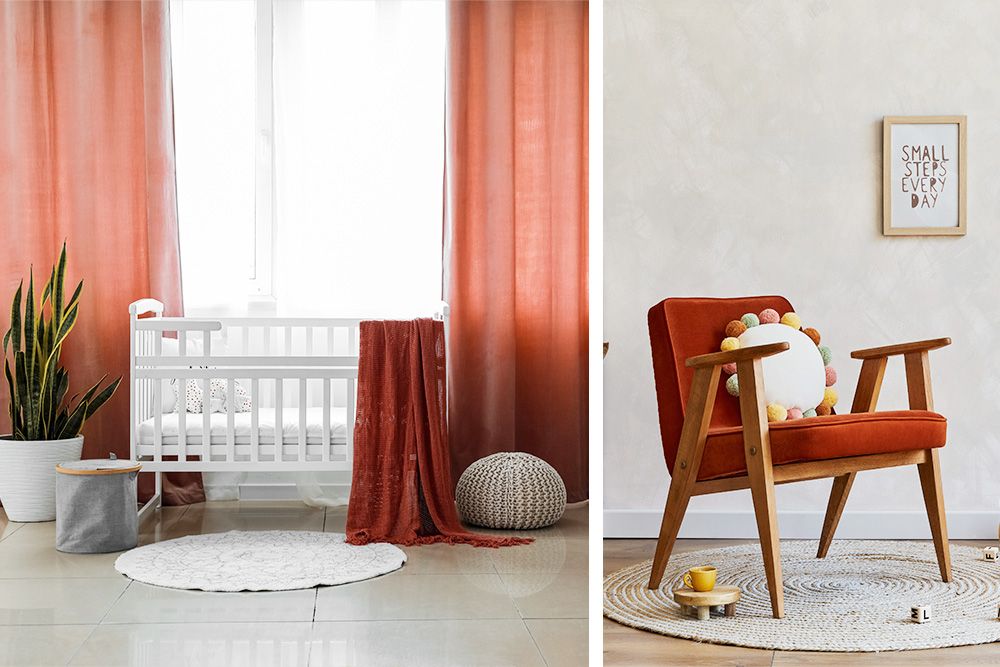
[883,115,966,236]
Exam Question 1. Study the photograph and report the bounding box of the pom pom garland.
[758,308,780,325]
[780,312,802,330]
[822,387,839,408]
[725,320,747,338]
[718,308,838,419]
[721,337,741,352]
[766,403,788,422]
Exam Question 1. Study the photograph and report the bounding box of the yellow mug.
[683,566,717,592]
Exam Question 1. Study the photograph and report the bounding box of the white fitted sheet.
[138,407,349,446]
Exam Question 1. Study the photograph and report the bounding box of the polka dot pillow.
[177,379,253,414]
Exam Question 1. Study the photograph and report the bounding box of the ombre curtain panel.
[445,1,589,502]
[0,0,202,504]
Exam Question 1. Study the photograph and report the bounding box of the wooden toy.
[983,546,999,562]
[911,605,932,623]
[673,586,741,621]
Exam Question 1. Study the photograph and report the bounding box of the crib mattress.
[138,407,349,446]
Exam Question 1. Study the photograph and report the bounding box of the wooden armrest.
[850,337,951,360]
[686,342,789,369]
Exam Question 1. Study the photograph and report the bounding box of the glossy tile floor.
[0,501,587,666]
[604,538,999,667]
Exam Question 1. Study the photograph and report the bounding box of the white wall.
[604,0,1000,539]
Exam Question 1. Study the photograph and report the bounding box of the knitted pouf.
[456,452,567,529]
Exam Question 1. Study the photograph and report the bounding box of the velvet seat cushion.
[696,410,947,481]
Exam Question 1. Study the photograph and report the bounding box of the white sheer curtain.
[171,0,445,504]
[272,0,445,319]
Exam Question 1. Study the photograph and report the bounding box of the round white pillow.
[737,323,825,411]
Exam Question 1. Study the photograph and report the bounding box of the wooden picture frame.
[883,115,966,236]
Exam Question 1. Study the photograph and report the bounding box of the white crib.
[129,298,362,521]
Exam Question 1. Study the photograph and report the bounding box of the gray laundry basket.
[55,459,141,553]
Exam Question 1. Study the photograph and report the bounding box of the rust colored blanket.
[346,319,530,548]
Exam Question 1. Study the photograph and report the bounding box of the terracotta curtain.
[0,0,203,504]
[445,1,589,502]
[346,319,529,547]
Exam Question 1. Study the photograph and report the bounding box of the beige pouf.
[456,452,566,529]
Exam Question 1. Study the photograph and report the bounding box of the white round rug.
[115,531,406,592]
[604,540,1000,652]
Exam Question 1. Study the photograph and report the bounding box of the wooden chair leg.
[737,357,784,619]
[817,472,855,558]
[917,449,952,582]
[648,473,694,590]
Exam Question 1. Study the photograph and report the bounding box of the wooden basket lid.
[56,459,142,476]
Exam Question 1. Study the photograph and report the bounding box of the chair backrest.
[647,295,794,473]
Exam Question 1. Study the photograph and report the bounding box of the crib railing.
[129,299,360,474]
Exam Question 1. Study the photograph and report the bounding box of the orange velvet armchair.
[647,296,951,619]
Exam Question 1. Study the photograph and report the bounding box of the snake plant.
[2,243,121,441]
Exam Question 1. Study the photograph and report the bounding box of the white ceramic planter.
[0,436,84,522]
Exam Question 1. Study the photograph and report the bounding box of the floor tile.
[308,620,545,666]
[169,501,325,535]
[501,571,587,619]
[525,618,588,667]
[70,622,314,666]
[488,537,587,574]
[314,573,519,621]
[104,582,317,624]
[0,578,130,625]
[0,523,121,578]
[323,508,346,534]
[396,543,497,575]
[0,508,24,542]
[0,624,94,666]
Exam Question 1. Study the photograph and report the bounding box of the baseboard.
[203,482,351,501]
[604,509,999,540]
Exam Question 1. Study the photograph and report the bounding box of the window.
[170,0,446,317]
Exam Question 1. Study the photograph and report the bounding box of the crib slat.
[153,374,162,463]
[326,327,335,355]
[322,379,331,462]
[178,375,187,459]
[305,328,313,356]
[202,378,211,461]
[178,331,187,356]
[298,378,307,462]
[226,378,236,463]
[250,378,260,463]
[284,326,292,355]
[348,326,357,356]
[275,379,284,462]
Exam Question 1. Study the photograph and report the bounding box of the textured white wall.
[604,0,1000,537]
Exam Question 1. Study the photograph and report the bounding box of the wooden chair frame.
[647,337,952,619]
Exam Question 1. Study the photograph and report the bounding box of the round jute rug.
[116,531,406,592]
[604,540,1000,652]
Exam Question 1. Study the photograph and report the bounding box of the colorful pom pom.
[815,403,832,416]
[725,375,739,397]
[819,345,832,366]
[721,337,741,352]
[740,313,760,328]
[822,387,838,408]
[803,327,821,346]
[802,408,817,418]
[766,403,788,422]
[722,362,737,376]
[725,320,747,338]
[825,366,838,387]
[780,312,802,329]
[758,308,780,325]
[786,407,803,420]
